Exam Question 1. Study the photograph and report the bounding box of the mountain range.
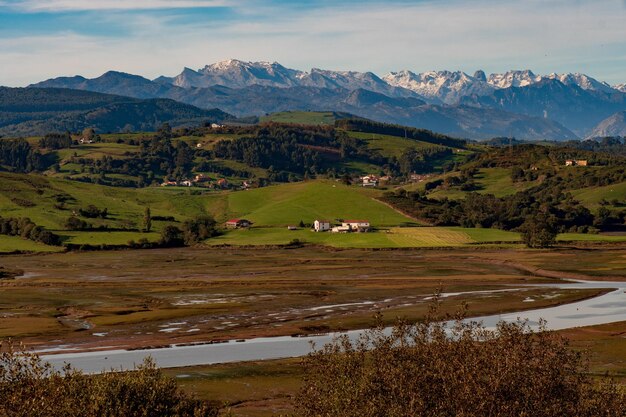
[23,59,626,140]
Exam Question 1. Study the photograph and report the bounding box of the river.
[42,280,626,374]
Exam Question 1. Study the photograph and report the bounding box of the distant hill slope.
[587,111,626,138]
[0,87,232,136]
[260,111,357,125]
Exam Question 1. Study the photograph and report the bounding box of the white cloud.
[1,0,232,12]
[1,0,625,86]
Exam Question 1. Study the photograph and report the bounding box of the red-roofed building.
[225,219,252,228]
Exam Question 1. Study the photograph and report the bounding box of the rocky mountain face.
[587,111,626,138]
[29,59,626,140]
[459,79,626,137]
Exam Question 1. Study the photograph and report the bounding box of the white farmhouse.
[361,175,379,187]
[313,220,331,232]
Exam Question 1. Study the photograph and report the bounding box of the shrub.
[0,342,217,417]
[298,309,625,417]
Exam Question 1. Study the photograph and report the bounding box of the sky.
[1,0,625,86]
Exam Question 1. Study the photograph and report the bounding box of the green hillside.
[216,181,415,226]
[0,87,231,137]
[260,111,354,125]
[428,168,540,200]
[570,181,626,208]
[346,131,440,158]
[0,174,418,251]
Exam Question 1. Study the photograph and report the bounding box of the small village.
[224,218,371,233]
[161,174,251,190]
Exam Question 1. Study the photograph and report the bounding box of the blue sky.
[1,0,625,86]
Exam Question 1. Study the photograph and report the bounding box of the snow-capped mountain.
[157,59,302,89]
[384,69,621,104]
[30,59,626,139]
[157,59,417,98]
[614,83,626,93]
[486,70,543,89]
[546,72,614,93]
[485,70,615,93]
[383,70,495,104]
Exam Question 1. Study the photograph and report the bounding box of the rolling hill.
[0,87,232,136]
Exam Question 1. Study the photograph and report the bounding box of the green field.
[61,231,161,245]
[570,181,626,208]
[429,168,539,200]
[346,131,439,158]
[557,233,626,242]
[208,226,521,248]
[0,235,64,253]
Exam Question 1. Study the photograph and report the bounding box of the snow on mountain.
[486,70,616,93]
[162,60,302,89]
[158,59,417,97]
[382,70,494,104]
[155,60,623,104]
[486,70,543,89]
[546,72,614,93]
[614,83,626,93]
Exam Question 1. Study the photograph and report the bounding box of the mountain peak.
[473,70,487,82]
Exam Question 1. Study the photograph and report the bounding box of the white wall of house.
[314,220,331,232]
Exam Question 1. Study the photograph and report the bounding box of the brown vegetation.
[298,306,626,417]
[0,342,216,417]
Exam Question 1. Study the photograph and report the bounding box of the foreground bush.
[298,311,625,417]
[0,343,217,417]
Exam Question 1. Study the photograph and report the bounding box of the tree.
[64,216,89,231]
[82,127,96,141]
[160,225,183,247]
[521,215,557,248]
[182,216,218,245]
[39,132,72,149]
[143,207,152,233]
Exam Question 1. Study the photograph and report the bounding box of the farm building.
[342,220,370,232]
[225,219,252,228]
[313,220,331,232]
[361,175,379,187]
[565,160,588,167]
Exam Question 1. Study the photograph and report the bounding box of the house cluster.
[565,159,588,167]
[360,174,392,187]
[160,175,231,189]
[314,219,371,233]
[410,173,432,182]
[78,137,95,144]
